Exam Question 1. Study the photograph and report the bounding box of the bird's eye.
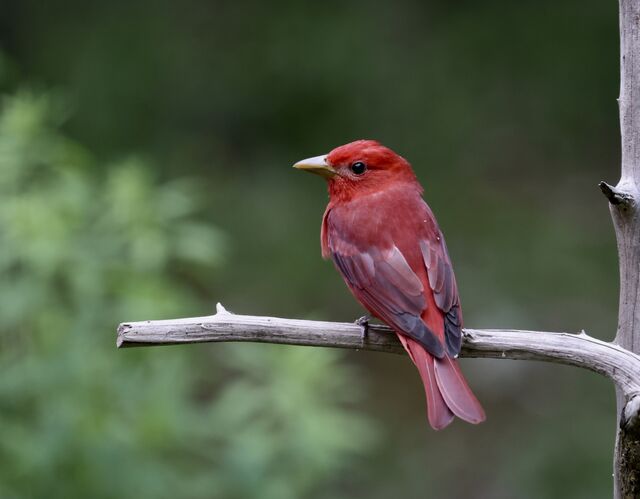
[350,161,367,175]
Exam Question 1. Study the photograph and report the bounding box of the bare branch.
[611,1,640,495]
[117,304,640,400]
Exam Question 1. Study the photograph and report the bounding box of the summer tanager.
[294,140,485,430]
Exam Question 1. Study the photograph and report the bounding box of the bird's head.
[293,140,420,202]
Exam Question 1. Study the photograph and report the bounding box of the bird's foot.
[355,315,371,347]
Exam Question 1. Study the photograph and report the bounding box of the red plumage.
[295,139,485,430]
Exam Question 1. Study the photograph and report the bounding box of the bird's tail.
[397,335,485,430]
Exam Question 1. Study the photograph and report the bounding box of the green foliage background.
[0,1,623,497]
[0,92,373,498]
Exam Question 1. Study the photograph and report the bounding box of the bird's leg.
[355,315,372,346]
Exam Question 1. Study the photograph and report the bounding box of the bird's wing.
[419,232,463,357]
[326,212,446,358]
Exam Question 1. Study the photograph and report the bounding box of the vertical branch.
[608,2,640,497]
[616,0,640,354]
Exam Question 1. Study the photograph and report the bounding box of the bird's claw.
[355,315,371,347]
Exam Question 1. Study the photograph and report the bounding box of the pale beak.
[293,154,337,179]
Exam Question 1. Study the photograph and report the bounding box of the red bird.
[294,140,485,430]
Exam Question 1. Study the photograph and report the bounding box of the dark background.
[0,1,622,497]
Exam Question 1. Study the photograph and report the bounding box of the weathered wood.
[607,1,640,496]
[118,304,640,400]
